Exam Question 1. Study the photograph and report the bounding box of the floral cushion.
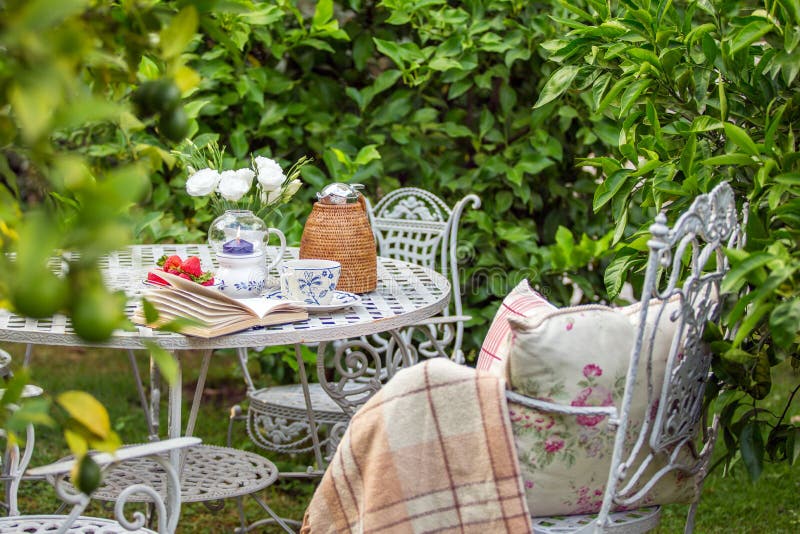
[476,279,554,376]
[505,298,698,516]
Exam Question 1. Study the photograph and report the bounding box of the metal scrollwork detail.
[319,331,412,416]
[327,422,348,460]
[607,182,743,517]
[378,190,450,222]
[247,412,327,454]
[318,340,385,416]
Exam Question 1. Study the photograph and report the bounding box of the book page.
[150,270,304,319]
[234,297,302,319]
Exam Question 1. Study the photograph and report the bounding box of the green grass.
[2,343,798,533]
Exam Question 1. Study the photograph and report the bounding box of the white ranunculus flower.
[185,168,221,197]
[254,156,285,191]
[217,169,253,201]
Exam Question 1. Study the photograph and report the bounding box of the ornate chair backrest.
[367,187,480,359]
[597,182,744,529]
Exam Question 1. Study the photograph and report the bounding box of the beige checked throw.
[300,358,532,533]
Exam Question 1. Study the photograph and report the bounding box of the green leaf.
[618,78,651,118]
[429,57,461,71]
[734,301,773,348]
[740,421,764,481]
[142,298,160,325]
[722,252,773,293]
[229,128,248,159]
[442,123,473,138]
[0,369,30,407]
[145,341,179,387]
[594,169,631,211]
[627,48,661,70]
[690,116,724,133]
[354,145,381,166]
[533,66,580,109]
[722,347,757,365]
[591,73,612,110]
[724,123,760,156]
[769,299,800,348]
[685,22,717,46]
[160,6,199,60]
[729,20,774,54]
[312,0,333,29]
[703,154,757,166]
[604,252,637,299]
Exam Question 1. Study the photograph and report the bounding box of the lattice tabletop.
[55,444,279,504]
[0,245,451,350]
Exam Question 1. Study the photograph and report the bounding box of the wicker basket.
[299,197,377,293]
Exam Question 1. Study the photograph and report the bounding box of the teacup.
[279,259,341,305]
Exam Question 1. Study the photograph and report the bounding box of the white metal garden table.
[0,244,450,512]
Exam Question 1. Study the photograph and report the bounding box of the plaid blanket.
[300,358,532,533]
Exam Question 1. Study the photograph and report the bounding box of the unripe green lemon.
[158,105,189,143]
[75,454,102,495]
[12,270,69,319]
[70,286,124,342]
[133,79,181,116]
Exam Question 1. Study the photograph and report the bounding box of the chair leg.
[227,405,297,533]
[684,500,699,534]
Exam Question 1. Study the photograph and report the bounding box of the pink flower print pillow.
[476,279,554,377]
[504,299,697,516]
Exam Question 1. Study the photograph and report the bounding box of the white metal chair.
[234,188,481,461]
[1,348,202,533]
[1,405,199,532]
[506,182,743,533]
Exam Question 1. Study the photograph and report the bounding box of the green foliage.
[538,0,800,478]
[3,0,798,477]
[0,1,200,335]
[130,0,617,355]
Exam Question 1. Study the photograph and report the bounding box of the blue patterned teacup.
[278,259,341,305]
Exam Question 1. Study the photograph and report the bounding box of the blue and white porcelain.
[278,259,341,305]
[266,289,361,313]
[215,250,268,298]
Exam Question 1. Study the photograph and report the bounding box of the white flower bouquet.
[177,139,310,220]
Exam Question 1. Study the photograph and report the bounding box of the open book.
[131,271,308,338]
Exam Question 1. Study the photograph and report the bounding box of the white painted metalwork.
[239,190,475,465]
[1,245,448,531]
[508,183,743,533]
[530,507,661,533]
[1,350,42,517]
[370,187,481,363]
[0,246,449,351]
[54,443,278,505]
[0,437,200,533]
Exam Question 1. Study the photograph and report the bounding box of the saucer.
[265,290,362,313]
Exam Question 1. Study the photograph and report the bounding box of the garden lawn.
[2,344,797,533]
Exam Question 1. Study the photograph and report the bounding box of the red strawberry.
[180,256,203,277]
[201,277,215,286]
[160,255,183,274]
[146,271,168,286]
[178,273,192,280]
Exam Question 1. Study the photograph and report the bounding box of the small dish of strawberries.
[146,255,215,286]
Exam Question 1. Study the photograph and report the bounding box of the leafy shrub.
[533,0,800,478]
